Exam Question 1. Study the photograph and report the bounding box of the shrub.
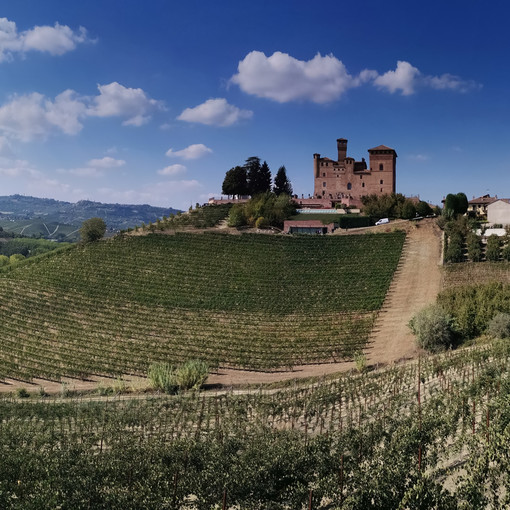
[354,351,367,373]
[148,360,208,392]
[408,304,457,352]
[502,242,510,261]
[445,232,463,263]
[148,362,178,393]
[16,387,30,398]
[485,234,501,261]
[255,216,268,229]
[487,312,510,339]
[0,254,9,266]
[227,204,246,227]
[80,217,106,243]
[466,232,482,262]
[174,360,209,390]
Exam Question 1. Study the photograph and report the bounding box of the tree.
[443,192,469,218]
[401,200,417,220]
[408,304,457,352]
[273,166,293,196]
[80,217,106,243]
[416,201,433,217]
[222,166,248,197]
[245,157,271,196]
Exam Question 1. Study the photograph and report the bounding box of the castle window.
[323,173,326,177]
[380,180,383,185]
[360,175,362,179]
[362,182,365,188]
[323,182,326,187]
[379,164,384,171]
[347,182,352,190]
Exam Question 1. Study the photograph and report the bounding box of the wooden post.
[308,488,313,510]
[222,488,227,510]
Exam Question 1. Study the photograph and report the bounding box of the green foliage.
[174,360,209,390]
[148,360,208,392]
[9,253,25,265]
[438,281,510,338]
[243,192,296,228]
[443,192,468,218]
[254,216,268,229]
[245,156,271,196]
[273,165,293,196]
[354,351,367,372]
[502,241,510,261]
[444,232,464,263]
[222,166,248,196]
[361,193,418,220]
[466,232,482,262]
[0,255,9,266]
[486,234,501,261]
[415,201,433,217]
[0,232,404,377]
[487,312,510,339]
[147,362,178,393]
[80,217,106,243]
[158,203,232,230]
[408,304,457,351]
[227,203,246,227]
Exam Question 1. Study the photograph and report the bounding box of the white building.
[487,199,510,225]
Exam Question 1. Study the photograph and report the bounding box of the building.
[313,138,397,207]
[468,194,497,217]
[487,199,510,225]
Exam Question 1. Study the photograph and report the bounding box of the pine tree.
[273,165,293,196]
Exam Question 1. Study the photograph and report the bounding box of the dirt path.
[365,220,442,364]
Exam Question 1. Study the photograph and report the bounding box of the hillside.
[0,195,180,240]
[0,231,405,382]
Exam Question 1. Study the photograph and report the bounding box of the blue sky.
[0,0,508,209]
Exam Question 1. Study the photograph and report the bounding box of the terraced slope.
[0,232,405,381]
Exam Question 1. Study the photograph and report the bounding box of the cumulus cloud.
[177,98,252,126]
[88,82,164,126]
[0,90,87,141]
[0,158,40,178]
[87,156,125,168]
[0,18,91,62]
[230,51,481,101]
[0,83,163,141]
[230,51,358,103]
[166,143,212,160]
[373,61,420,95]
[158,164,187,176]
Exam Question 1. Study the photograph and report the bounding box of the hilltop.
[0,195,180,240]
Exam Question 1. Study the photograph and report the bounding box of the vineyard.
[0,231,405,381]
[2,341,510,508]
[443,261,510,289]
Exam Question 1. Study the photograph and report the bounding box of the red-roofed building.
[467,194,498,217]
[313,138,397,207]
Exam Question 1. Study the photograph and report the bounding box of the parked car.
[375,218,390,226]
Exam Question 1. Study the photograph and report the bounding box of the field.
[2,341,510,508]
[0,231,405,382]
[442,261,510,289]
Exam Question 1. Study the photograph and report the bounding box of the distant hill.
[0,195,180,241]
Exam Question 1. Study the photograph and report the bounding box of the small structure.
[487,199,510,225]
[468,194,498,217]
[283,220,336,235]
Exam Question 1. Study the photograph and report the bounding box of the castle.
[313,138,397,206]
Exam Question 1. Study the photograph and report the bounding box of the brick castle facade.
[313,138,397,205]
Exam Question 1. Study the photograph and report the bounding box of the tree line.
[222,157,292,197]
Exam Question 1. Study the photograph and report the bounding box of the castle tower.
[337,138,347,162]
[367,145,397,194]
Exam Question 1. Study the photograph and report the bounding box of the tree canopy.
[80,217,106,243]
[443,192,468,218]
[273,166,293,196]
[222,166,248,196]
[245,157,271,196]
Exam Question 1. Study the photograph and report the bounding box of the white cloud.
[425,73,481,93]
[0,159,40,178]
[88,82,164,126]
[408,154,429,161]
[0,18,91,62]
[158,164,187,176]
[0,136,13,157]
[231,52,480,101]
[0,83,163,141]
[230,51,359,103]
[66,167,102,177]
[166,143,212,160]
[87,156,125,168]
[177,98,252,126]
[374,61,420,96]
[0,90,86,141]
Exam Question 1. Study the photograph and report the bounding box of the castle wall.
[313,139,396,203]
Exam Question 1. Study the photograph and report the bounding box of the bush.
[80,217,106,243]
[408,304,457,352]
[148,362,178,393]
[445,232,463,263]
[485,234,501,261]
[466,232,482,262]
[255,216,268,229]
[487,312,510,339]
[174,360,209,390]
[227,204,246,227]
[148,360,209,392]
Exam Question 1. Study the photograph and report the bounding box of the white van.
[375,218,390,226]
